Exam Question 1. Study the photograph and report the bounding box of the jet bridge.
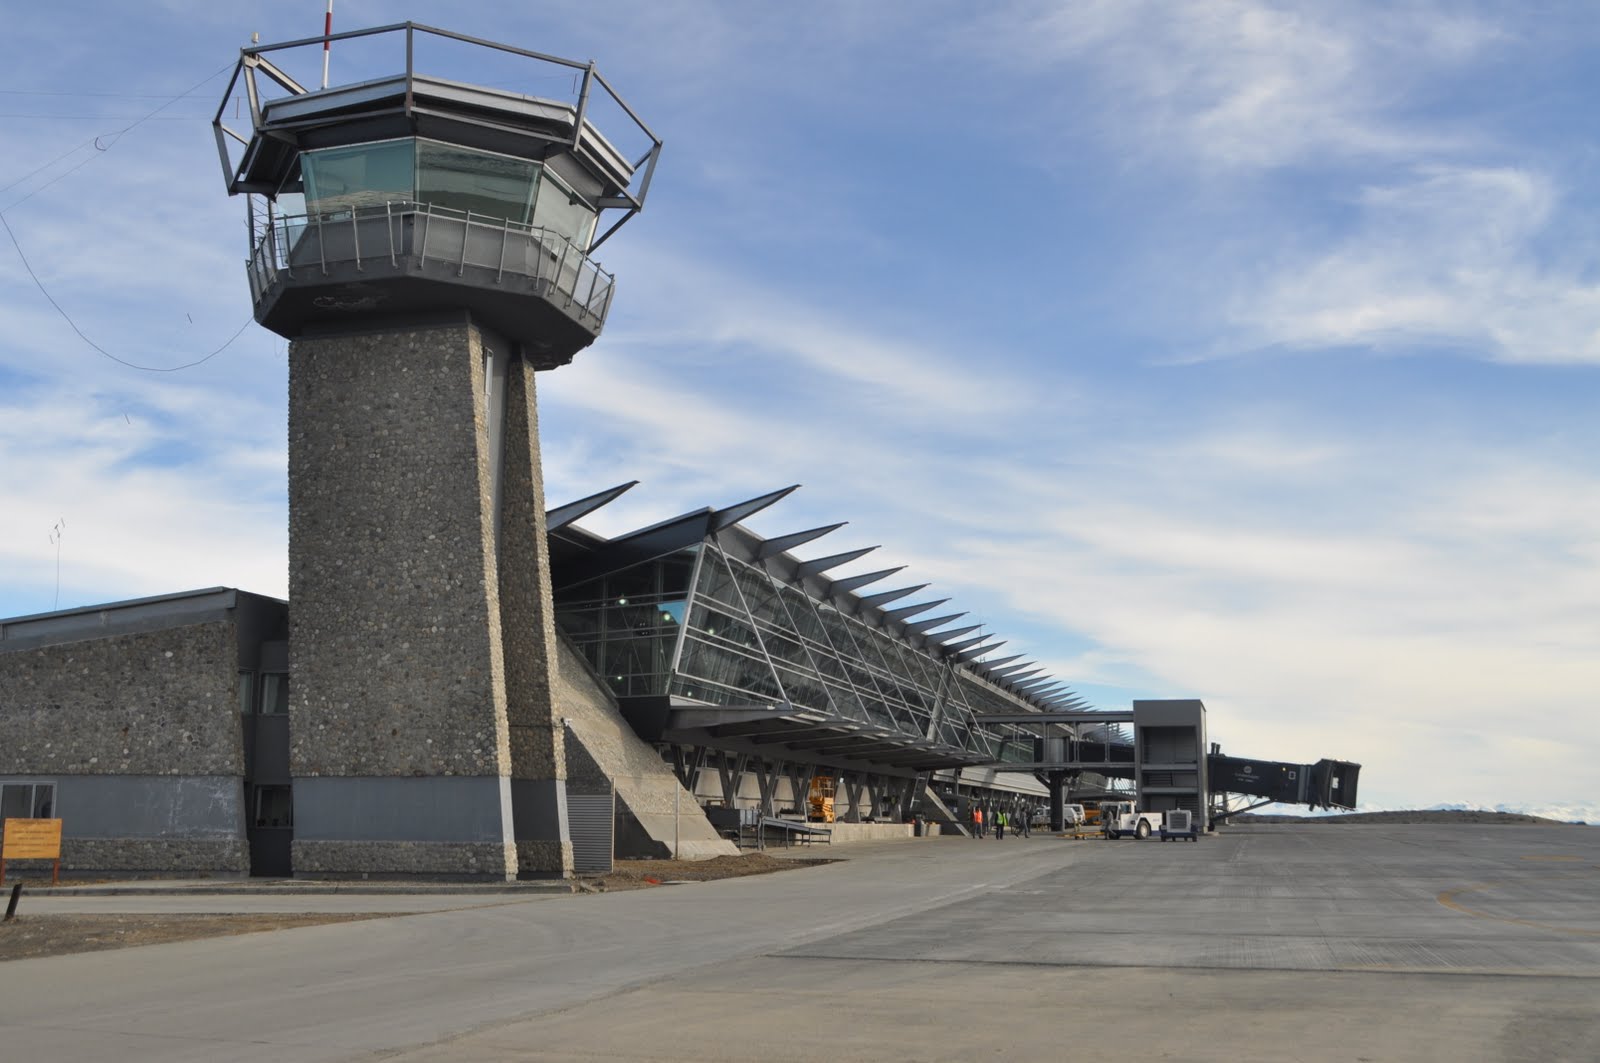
[973,699,1360,831]
[1208,754,1361,822]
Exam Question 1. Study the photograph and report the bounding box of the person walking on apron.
[972,805,983,840]
[995,809,1007,840]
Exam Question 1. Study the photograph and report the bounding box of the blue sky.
[3,2,1598,819]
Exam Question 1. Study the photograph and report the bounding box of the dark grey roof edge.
[0,586,242,628]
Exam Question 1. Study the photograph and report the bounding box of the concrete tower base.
[286,318,572,879]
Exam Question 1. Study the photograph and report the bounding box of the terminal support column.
[1048,770,1066,832]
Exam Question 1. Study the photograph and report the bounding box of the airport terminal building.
[0,485,1132,878]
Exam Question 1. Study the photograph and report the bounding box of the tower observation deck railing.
[246,200,617,328]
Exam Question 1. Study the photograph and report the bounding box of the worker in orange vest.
[972,805,983,839]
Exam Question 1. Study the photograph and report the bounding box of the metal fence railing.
[246,200,616,327]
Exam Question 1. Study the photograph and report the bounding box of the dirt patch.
[579,852,833,892]
[0,853,830,959]
[0,913,389,963]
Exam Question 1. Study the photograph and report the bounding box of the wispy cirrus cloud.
[965,0,1502,171]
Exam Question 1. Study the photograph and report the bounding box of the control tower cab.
[213,23,660,367]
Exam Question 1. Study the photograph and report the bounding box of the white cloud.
[1230,166,1600,364]
[966,0,1500,171]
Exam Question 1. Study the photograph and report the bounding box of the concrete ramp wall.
[917,784,972,837]
[555,640,738,860]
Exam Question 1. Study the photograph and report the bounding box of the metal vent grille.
[568,792,615,874]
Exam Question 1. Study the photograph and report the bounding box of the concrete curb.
[29,881,575,897]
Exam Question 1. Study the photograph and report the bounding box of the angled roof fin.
[859,583,928,608]
[545,481,639,532]
[711,485,800,531]
[794,545,879,580]
[945,633,997,654]
[925,623,982,644]
[828,567,905,596]
[954,639,1005,662]
[902,612,968,635]
[884,598,950,621]
[756,522,848,559]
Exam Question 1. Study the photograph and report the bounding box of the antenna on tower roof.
[321,2,333,89]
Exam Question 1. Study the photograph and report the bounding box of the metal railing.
[246,200,616,326]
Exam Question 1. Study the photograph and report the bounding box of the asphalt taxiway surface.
[2,824,1595,1061]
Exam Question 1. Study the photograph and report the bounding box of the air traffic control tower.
[214,24,661,878]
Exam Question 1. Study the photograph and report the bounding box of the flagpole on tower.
[321,1,333,89]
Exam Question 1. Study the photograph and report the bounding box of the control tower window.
[417,140,540,224]
[531,169,597,251]
[297,138,598,251]
[301,139,415,215]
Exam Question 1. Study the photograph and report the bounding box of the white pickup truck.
[1101,801,1163,840]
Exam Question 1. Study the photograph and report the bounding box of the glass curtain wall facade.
[555,540,1040,765]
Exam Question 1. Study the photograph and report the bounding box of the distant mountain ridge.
[1235,809,1586,826]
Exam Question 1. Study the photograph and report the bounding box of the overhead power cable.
[3,213,252,371]
[0,60,255,372]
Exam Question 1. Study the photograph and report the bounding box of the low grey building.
[0,588,288,876]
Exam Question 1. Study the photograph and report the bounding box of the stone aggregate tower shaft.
[215,23,661,878]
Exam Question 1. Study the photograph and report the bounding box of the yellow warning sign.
[2,818,62,860]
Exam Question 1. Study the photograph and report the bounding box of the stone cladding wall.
[496,356,566,786]
[292,840,512,878]
[62,839,248,874]
[287,324,512,781]
[0,622,241,777]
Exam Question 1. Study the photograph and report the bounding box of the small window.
[251,785,294,829]
[259,674,289,715]
[238,671,256,714]
[1,782,56,820]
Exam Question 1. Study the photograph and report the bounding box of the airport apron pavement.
[1,825,1595,1062]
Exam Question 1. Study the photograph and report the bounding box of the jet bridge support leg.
[1048,770,1066,832]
